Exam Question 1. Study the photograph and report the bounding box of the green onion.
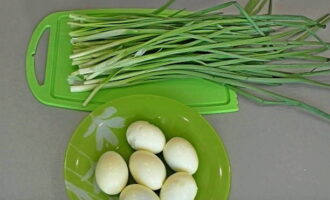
[68,0,330,120]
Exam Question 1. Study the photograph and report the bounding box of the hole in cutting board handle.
[33,29,50,85]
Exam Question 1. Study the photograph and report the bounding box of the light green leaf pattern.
[83,106,125,151]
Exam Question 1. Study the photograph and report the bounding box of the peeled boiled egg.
[95,151,128,195]
[160,172,198,200]
[126,121,166,154]
[163,137,199,174]
[129,150,166,190]
[120,184,160,200]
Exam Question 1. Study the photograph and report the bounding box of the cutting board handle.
[26,14,58,104]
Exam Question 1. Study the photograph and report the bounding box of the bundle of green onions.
[68,0,330,120]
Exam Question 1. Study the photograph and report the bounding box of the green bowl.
[64,95,231,200]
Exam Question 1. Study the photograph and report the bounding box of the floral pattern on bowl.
[64,95,231,200]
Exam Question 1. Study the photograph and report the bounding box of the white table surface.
[0,0,329,199]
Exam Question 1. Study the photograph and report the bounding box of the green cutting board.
[26,9,239,114]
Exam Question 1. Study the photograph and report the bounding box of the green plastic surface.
[64,95,231,200]
[26,9,239,114]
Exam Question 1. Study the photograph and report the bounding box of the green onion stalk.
[68,0,330,120]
